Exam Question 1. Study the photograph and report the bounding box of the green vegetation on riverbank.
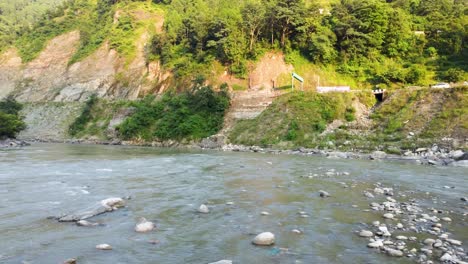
[69,84,230,141]
[228,87,468,152]
[229,91,375,148]
[0,96,26,139]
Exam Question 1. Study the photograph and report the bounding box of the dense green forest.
[0,0,65,51]
[3,0,468,87]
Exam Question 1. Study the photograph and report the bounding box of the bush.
[442,68,465,83]
[118,85,230,141]
[69,94,98,136]
[0,96,26,139]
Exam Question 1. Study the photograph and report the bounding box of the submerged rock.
[96,244,112,250]
[208,260,233,264]
[135,217,155,233]
[63,258,77,264]
[319,190,330,198]
[76,220,100,227]
[198,204,210,213]
[252,232,275,246]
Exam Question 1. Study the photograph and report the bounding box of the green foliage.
[3,0,465,86]
[69,94,98,136]
[0,96,26,139]
[441,68,465,83]
[229,91,362,147]
[117,85,230,141]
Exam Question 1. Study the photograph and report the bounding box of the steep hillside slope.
[228,87,468,152]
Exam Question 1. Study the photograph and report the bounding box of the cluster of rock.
[0,138,29,148]
[357,184,467,263]
[218,144,468,167]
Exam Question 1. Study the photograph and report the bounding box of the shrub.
[0,96,26,139]
[69,94,98,136]
[118,85,230,141]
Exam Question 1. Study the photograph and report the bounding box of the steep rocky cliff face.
[0,17,168,103]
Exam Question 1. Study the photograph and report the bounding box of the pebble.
[461,197,467,202]
[446,239,462,246]
[226,202,234,205]
[359,230,374,237]
[372,221,380,226]
[252,232,275,246]
[423,238,435,245]
[441,217,452,222]
[374,187,384,195]
[63,259,77,264]
[363,191,374,198]
[396,236,408,240]
[319,190,330,198]
[135,218,155,233]
[367,240,383,248]
[260,211,270,216]
[396,223,403,229]
[440,253,453,262]
[198,204,210,213]
[439,234,449,240]
[96,244,112,250]
[385,248,404,257]
[378,226,391,237]
[383,213,394,219]
[421,248,433,255]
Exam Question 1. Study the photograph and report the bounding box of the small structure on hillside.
[291,72,304,91]
[372,89,386,102]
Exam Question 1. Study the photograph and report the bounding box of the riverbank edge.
[10,137,468,167]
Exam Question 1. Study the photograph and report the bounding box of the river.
[0,144,467,263]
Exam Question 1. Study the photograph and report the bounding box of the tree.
[0,96,26,139]
[241,1,265,54]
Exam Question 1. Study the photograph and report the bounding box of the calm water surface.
[0,144,467,263]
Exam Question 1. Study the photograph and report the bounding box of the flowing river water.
[0,144,467,264]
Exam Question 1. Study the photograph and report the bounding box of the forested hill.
[0,0,66,49]
[2,0,468,88]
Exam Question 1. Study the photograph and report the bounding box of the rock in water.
[252,232,275,246]
[58,197,125,222]
[76,220,99,227]
[63,258,77,264]
[96,244,112,250]
[198,204,209,213]
[367,240,383,248]
[359,230,374,237]
[319,190,330,198]
[100,197,125,210]
[135,217,155,233]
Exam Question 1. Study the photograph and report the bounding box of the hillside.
[0,0,466,152]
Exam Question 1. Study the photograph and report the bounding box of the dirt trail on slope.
[221,52,293,134]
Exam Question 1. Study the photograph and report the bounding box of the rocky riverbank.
[0,138,30,148]
[355,183,467,263]
[15,136,468,167]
